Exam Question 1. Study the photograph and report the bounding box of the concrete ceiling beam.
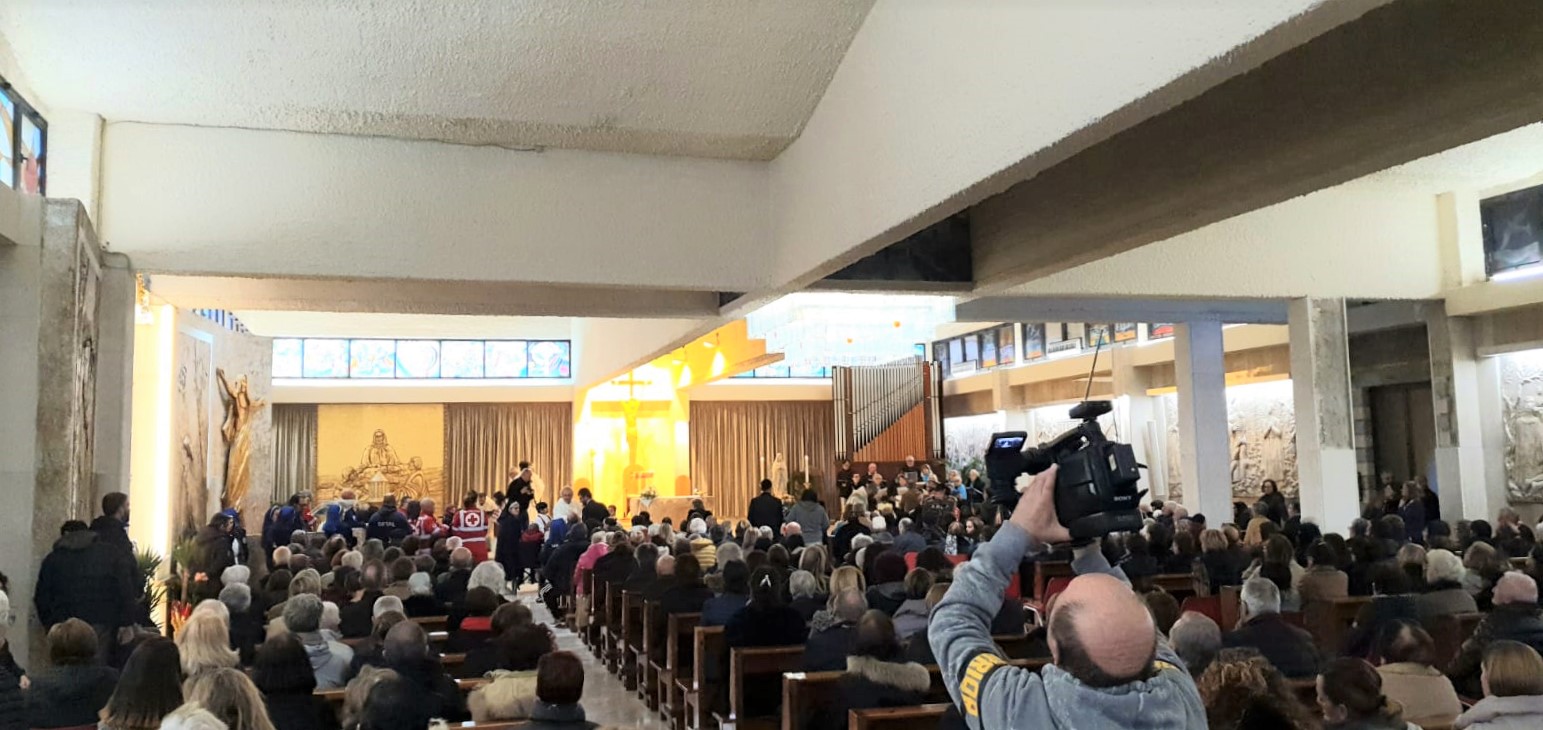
[955,296,1288,325]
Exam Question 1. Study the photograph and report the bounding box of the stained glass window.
[0,89,13,190]
[20,114,43,195]
[485,341,529,377]
[528,341,571,378]
[272,339,303,378]
[274,338,569,380]
[302,339,349,378]
[441,341,485,378]
[395,340,441,378]
[349,340,396,378]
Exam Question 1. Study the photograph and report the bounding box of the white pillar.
[1289,298,1360,534]
[93,254,137,504]
[1174,321,1232,522]
[1427,306,1502,520]
[1111,344,1163,499]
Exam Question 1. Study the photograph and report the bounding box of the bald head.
[1495,571,1539,606]
[655,555,676,577]
[833,588,868,623]
[383,619,429,663]
[1048,574,1157,687]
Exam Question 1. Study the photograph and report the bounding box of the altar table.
[626,495,712,525]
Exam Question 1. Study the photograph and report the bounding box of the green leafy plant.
[134,548,165,618]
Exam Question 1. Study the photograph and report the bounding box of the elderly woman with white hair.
[1419,548,1479,619]
[688,517,708,537]
[789,569,827,623]
[220,564,251,587]
[402,572,443,617]
[221,582,265,664]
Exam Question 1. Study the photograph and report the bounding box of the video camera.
[983,400,1145,541]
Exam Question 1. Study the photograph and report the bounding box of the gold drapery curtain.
[444,403,573,507]
[688,401,835,520]
[273,404,317,503]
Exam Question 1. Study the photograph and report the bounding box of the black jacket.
[435,569,471,606]
[387,657,468,721]
[35,529,138,628]
[230,607,266,665]
[812,656,931,730]
[24,664,117,729]
[580,500,609,528]
[543,539,589,593]
[747,492,784,532]
[89,515,132,552]
[803,613,857,672]
[654,580,714,663]
[339,590,384,638]
[790,595,826,624]
[365,507,411,544]
[403,594,444,618]
[0,647,24,730]
[263,690,340,730]
[1448,603,1543,696]
[830,521,870,565]
[726,604,808,649]
[1224,613,1321,678]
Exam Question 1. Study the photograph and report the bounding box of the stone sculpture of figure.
[217,368,264,511]
[771,452,788,492]
[1506,398,1543,501]
[362,429,402,471]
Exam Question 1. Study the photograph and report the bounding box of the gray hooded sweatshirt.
[929,522,1206,729]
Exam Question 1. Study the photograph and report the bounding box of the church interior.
[8,2,1543,729]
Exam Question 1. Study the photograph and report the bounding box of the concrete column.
[1289,298,1361,534]
[93,254,137,504]
[1174,321,1231,522]
[1111,344,1163,499]
[1427,305,1503,520]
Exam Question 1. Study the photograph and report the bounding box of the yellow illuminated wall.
[316,404,445,504]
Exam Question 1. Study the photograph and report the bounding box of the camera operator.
[930,465,1205,729]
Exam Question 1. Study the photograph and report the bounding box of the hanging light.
[746,293,955,368]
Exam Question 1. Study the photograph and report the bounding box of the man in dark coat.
[1448,572,1543,696]
[191,514,238,600]
[366,496,412,544]
[577,488,608,528]
[747,479,784,534]
[542,523,590,614]
[1222,578,1320,678]
[435,547,474,606]
[35,520,138,664]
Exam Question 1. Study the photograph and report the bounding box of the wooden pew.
[1029,561,1073,611]
[1303,596,1371,654]
[638,599,661,710]
[720,646,804,730]
[411,615,448,632]
[604,582,624,674]
[317,677,487,713]
[851,704,952,730]
[1219,585,1242,631]
[1428,612,1486,672]
[620,590,644,690]
[1150,573,1203,601]
[442,652,469,679]
[678,625,727,730]
[657,613,701,728]
[780,658,1048,730]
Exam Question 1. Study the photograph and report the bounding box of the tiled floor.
[518,586,670,729]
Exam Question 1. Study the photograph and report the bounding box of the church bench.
[604,582,625,674]
[637,599,661,709]
[780,658,1048,730]
[656,612,700,727]
[1150,572,1204,600]
[1427,612,1486,672]
[1029,561,1073,612]
[1303,596,1371,654]
[412,615,449,632]
[850,704,953,730]
[718,646,805,730]
[677,625,727,730]
[621,590,645,691]
[317,677,486,711]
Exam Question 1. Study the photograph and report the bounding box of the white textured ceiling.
[2,0,873,160]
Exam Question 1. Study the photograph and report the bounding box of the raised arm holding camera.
[929,464,1206,729]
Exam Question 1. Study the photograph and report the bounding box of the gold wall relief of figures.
[316,404,445,504]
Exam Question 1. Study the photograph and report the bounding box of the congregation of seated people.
[8,467,1543,730]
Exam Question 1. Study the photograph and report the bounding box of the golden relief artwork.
[217,368,265,511]
[316,404,445,504]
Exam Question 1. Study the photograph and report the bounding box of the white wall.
[1016,179,1444,299]
[99,123,772,290]
[571,318,706,388]
[767,0,1359,287]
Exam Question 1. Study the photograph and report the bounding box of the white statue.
[771,452,788,493]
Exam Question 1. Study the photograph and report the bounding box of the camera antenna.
[1082,329,1104,403]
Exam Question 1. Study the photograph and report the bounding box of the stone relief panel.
[1160,380,1299,506]
[1498,351,1543,503]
